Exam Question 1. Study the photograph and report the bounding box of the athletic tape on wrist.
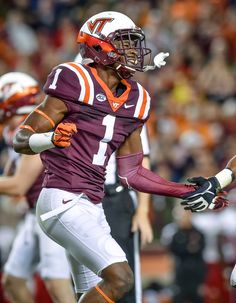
[215,168,234,189]
[29,132,55,153]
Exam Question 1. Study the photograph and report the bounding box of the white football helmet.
[0,72,39,122]
[77,11,152,78]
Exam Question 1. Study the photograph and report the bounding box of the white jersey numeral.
[49,68,62,89]
[93,115,116,166]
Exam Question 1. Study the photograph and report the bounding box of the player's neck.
[95,66,121,93]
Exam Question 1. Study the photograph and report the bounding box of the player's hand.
[52,122,77,148]
[211,191,229,210]
[131,211,153,247]
[154,52,169,68]
[181,176,228,212]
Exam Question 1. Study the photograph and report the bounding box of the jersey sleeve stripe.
[142,91,150,120]
[138,89,147,119]
[134,83,144,119]
[69,63,94,105]
[134,84,150,120]
[67,62,92,104]
[78,64,95,105]
[60,63,94,105]
[60,63,86,101]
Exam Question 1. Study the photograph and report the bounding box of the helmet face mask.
[109,28,151,71]
[77,11,152,78]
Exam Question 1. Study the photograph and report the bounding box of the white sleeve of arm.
[140,124,150,156]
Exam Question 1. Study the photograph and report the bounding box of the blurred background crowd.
[0,0,236,302]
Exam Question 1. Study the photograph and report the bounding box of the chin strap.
[95,285,115,303]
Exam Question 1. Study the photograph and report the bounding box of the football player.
[13,11,226,303]
[74,53,153,303]
[0,72,76,303]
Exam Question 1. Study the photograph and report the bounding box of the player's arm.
[0,154,43,196]
[195,155,236,192]
[225,155,236,181]
[13,95,76,155]
[201,155,236,191]
[116,127,195,198]
[131,155,153,246]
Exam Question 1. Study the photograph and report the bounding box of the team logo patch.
[96,93,107,102]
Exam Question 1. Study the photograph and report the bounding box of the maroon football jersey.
[41,62,151,203]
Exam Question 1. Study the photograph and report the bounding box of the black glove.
[181,176,223,212]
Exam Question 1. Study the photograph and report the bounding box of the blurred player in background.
[13,11,226,303]
[0,72,76,303]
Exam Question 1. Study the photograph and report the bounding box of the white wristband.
[215,168,234,189]
[29,132,55,153]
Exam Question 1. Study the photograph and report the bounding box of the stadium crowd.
[0,0,236,302]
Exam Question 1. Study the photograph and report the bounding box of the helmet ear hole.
[93,45,102,52]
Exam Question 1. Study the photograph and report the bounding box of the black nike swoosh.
[62,199,73,204]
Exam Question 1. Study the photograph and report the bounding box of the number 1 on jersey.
[93,115,116,166]
[49,68,62,89]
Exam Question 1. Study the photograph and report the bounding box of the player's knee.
[103,263,134,297]
[114,268,134,295]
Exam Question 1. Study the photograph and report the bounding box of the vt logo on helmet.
[87,17,114,35]
[77,11,152,79]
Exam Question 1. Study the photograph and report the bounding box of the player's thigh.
[36,220,71,279]
[4,212,38,279]
[36,188,127,276]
